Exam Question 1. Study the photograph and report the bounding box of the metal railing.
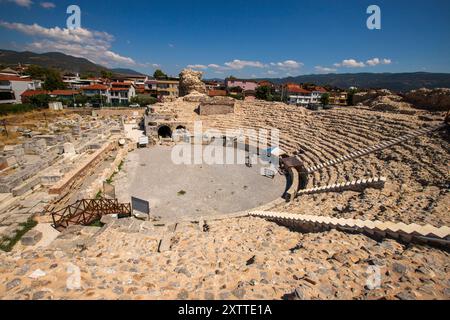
[50,198,132,230]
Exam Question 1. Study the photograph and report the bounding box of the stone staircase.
[297,177,386,196]
[249,211,450,248]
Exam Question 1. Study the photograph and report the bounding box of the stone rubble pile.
[0,115,126,243]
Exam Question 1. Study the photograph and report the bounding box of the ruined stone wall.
[403,88,450,111]
[179,69,207,97]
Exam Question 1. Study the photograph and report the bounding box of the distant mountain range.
[0,49,146,77]
[262,73,450,92]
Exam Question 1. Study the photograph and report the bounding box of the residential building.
[282,84,329,106]
[203,80,224,91]
[329,91,348,106]
[109,82,136,105]
[80,84,110,105]
[0,75,39,104]
[112,75,148,86]
[155,80,179,98]
[63,74,101,90]
[225,78,258,92]
[310,86,328,104]
[282,83,311,106]
[144,79,158,96]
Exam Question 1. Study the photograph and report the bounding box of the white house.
[0,75,39,104]
[109,82,136,105]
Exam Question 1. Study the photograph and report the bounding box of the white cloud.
[186,59,302,74]
[315,66,337,73]
[0,21,137,67]
[366,58,380,66]
[207,64,221,69]
[271,60,303,70]
[40,1,54,8]
[187,64,208,70]
[224,59,265,70]
[7,0,33,7]
[334,59,366,68]
[366,58,392,66]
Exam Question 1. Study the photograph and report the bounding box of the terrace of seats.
[166,101,448,228]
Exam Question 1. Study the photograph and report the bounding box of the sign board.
[261,167,276,179]
[131,197,150,215]
[138,136,149,147]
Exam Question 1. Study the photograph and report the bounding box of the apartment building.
[109,82,136,105]
[225,78,258,91]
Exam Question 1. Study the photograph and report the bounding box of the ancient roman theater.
[0,71,449,300]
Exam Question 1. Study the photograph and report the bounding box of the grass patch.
[105,160,125,185]
[95,190,103,199]
[177,190,186,196]
[89,219,105,228]
[0,218,38,252]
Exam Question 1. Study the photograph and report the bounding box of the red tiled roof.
[81,84,109,90]
[50,90,80,95]
[286,84,310,94]
[208,89,227,97]
[0,75,32,82]
[21,90,48,97]
[110,87,129,91]
[111,82,132,87]
[314,86,328,93]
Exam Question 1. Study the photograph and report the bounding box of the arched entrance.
[176,125,186,130]
[158,125,172,138]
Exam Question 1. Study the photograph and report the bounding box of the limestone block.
[21,229,43,246]
[63,142,76,155]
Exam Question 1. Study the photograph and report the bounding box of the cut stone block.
[21,229,43,246]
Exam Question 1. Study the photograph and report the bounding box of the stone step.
[249,211,450,248]
[297,177,386,196]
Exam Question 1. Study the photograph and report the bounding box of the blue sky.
[0,0,449,78]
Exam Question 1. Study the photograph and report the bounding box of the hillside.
[0,49,145,77]
[110,68,145,76]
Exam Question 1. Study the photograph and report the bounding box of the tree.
[29,94,50,108]
[347,88,358,106]
[26,65,48,80]
[153,69,168,79]
[100,70,113,79]
[42,69,66,91]
[81,72,95,79]
[256,85,271,100]
[320,93,330,106]
[256,85,281,102]
[131,95,158,106]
